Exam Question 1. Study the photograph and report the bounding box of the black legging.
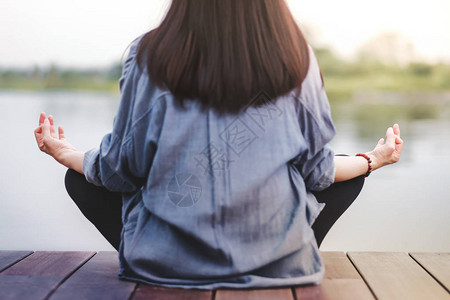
[65,169,364,251]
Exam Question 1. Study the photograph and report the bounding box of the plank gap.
[127,283,140,300]
[290,287,298,300]
[345,252,378,300]
[43,251,97,300]
[348,252,449,299]
[409,253,450,293]
[49,251,136,300]
[0,251,34,273]
[0,251,96,300]
[293,252,374,299]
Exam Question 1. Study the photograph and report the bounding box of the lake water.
[0,90,449,252]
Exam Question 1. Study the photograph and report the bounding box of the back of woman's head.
[137,0,310,115]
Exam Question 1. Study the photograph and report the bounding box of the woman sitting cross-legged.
[34,0,403,289]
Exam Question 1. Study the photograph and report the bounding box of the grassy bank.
[0,64,121,94]
[1,49,449,101]
[314,48,450,102]
[0,77,119,93]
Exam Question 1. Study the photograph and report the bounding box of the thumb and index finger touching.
[37,112,67,141]
[37,112,52,140]
[385,124,404,157]
[376,124,401,149]
[384,124,405,155]
[393,123,400,137]
[385,126,396,148]
[392,123,404,147]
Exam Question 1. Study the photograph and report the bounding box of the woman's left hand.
[366,123,404,171]
[34,112,77,164]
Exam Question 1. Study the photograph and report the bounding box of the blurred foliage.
[314,47,450,102]
[0,63,122,93]
[1,45,449,100]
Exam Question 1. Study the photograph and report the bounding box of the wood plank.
[410,252,450,292]
[0,251,33,272]
[348,252,450,300]
[0,251,95,300]
[49,252,136,300]
[215,288,293,300]
[295,252,374,300]
[131,284,212,300]
[322,252,366,279]
[296,280,374,300]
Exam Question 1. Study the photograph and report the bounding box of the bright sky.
[1,0,449,68]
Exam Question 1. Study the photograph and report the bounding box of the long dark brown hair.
[137,0,310,114]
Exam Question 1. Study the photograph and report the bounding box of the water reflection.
[0,90,449,252]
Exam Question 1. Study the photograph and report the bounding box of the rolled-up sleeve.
[292,45,336,192]
[82,38,149,192]
[82,134,141,192]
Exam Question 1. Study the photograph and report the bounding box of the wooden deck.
[0,251,448,300]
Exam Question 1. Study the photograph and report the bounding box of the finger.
[395,137,404,155]
[58,126,65,140]
[39,112,46,126]
[396,135,404,146]
[34,128,43,147]
[376,138,384,147]
[393,123,400,138]
[49,115,56,138]
[42,118,52,139]
[385,127,395,148]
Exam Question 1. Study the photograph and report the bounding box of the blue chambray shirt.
[83,39,336,289]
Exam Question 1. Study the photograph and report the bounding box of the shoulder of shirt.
[122,34,145,68]
[119,34,172,105]
[288,44,323,100]
[120,34,150,85]
[284,43,332,127]
[304,44,322,89]
[129,34,146,56]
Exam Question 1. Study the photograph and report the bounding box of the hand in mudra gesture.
[367,124,404,170]
[34,112,76,164]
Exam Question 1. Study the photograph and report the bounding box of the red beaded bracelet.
[356,153,372,177]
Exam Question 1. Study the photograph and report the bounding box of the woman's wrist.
[54,148,74,165]
[334,155,373,182]
[355,153,373,177]
[365,151,382,171]
[56,149,85,174]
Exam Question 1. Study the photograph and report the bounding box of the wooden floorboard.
[410,252,450,292]
[0,251,33,272]
[49,252,136,300]
[295,252,374,300]
[0,251,95,300]
[0,251,448,299]
[348,252,450,300]
[215,288,294,300]
[132,285,212,300]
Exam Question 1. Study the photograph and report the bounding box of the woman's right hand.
[34,112,77,163]
[366,124,404,170]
